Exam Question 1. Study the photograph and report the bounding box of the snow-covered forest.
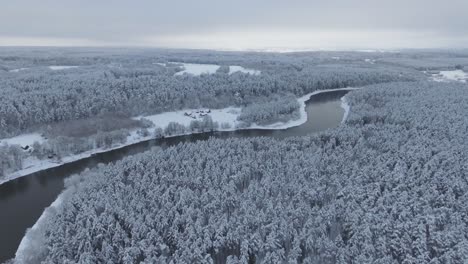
[0,49,418,138]
[3,0,468,261]
[16,80,468,263]
[0,49,424,181]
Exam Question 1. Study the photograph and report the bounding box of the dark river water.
[0,90,349,262]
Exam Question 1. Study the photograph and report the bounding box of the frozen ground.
[174,63,220,76]
[137,88,358,132]
[140,107,242,129]
[9,68,29,73]
[140,87,358,132]
[431,70,467,83]
[49,66,79,70]
[229,66,261,75]
[12,88,357,262]
[1,88,356,186]
[15,190,65,264]
[159,62,261,76]
[0,133,45,147]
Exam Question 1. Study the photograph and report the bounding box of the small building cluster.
[184,109,211,119]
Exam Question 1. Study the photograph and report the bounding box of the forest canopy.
[18,81,468,263]
[0,49,420,138]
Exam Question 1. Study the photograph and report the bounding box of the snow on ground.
[138,107,242,130]
[139,88,357,132]
[431,70,468,83]
[0,133,45,147]
[249,87,359,130]
[49,66,79,70]
[341,96,351,123]
[174,63,220,76]
[1,88,358,186]
[229,66,261,75]
[13,87,362,263]
[0,107,243,185]
[9,68,29,73]
[161,62,260,76]
[0,131,158,186]
[15,190,65,264]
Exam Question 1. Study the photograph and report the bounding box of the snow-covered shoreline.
[163,62,261,76]
[1,87,357,186]
[0,133,45,147]
[14,189,66,263]
[248,87,358,130]
[340,96,351,123]
[430,69,468,83]
[13,87,358,262]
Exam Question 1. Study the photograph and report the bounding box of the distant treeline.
[0,50,419,138]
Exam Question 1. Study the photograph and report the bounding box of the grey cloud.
[0,0,467,48]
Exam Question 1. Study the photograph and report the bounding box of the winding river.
[0,90,349,262]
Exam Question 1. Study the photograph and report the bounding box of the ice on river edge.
[1,88,356,186]
[13,87,356,262]
[15,190,65,264]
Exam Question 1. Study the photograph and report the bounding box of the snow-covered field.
[139,107,242,129]
[9,68,29,73]
[0,88,356,186]
[49,66,79,70]
[141,87,357,132]
[158,62,260,76]
[229,65,261,75]
[12,88,357,261]
[431,70,468,83]
[174,63,220,76]
[341,96,351,123]
[0,133,45,148]
[15,189,65,264]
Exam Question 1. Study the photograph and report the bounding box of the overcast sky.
[1,0,467,50]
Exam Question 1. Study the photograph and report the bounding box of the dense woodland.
[0,49,427,179]
[0,49,420,138]
[237,95,300,125]
[17,81,468,263]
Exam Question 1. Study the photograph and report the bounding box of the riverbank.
[18,81,468,263]
[14,190,65,264]
[0,87,357,186]
[340,96,350,123]
[9,88,354,263]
